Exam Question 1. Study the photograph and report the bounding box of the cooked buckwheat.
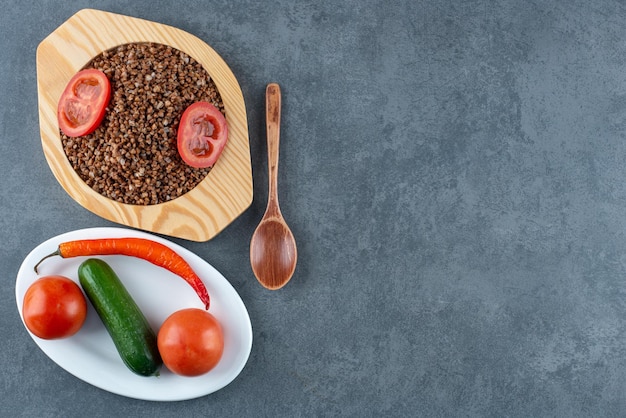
[61,42,225,205]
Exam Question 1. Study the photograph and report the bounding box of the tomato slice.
[177,102,228,168]
[57,69,111,137]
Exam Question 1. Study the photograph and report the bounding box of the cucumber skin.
[78,258,162,377]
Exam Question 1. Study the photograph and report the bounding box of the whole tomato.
[22,275,87,339]
[157,308,224,376]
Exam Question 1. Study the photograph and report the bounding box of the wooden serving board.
[36,9,252,242]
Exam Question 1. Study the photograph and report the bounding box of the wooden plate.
[36,9,252,242]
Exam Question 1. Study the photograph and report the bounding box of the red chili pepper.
[34,238,210,310]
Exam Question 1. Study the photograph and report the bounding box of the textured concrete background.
[2,0,626,416]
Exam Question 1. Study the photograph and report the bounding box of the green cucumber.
[78,258,162,377]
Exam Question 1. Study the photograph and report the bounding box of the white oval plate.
[15,227,252,401]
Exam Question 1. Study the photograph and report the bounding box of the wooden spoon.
[250,83,298,289]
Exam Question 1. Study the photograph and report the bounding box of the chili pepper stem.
[34,249,61,274]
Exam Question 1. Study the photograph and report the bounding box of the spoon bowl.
[250,83,297,289]
[250,218,297,290]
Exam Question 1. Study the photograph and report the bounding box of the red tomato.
[22,276,87,340]
[177,102,228,168]
[57,69,111,137]
[157,308,224,376]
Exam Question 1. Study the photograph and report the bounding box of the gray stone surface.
[2,0,626,416]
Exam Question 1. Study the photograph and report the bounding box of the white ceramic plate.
[15,227,253,401]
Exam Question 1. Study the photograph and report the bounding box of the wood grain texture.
[36,9,252,242]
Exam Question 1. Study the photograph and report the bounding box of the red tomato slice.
[177,102,228,168]
[57,69,111,137]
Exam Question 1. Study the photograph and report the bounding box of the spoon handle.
[265,83,282,216]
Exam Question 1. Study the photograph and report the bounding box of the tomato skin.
[57,69,111,137]
[157,308,224,376]
[177,102,228,168]
[22,276,87,340]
